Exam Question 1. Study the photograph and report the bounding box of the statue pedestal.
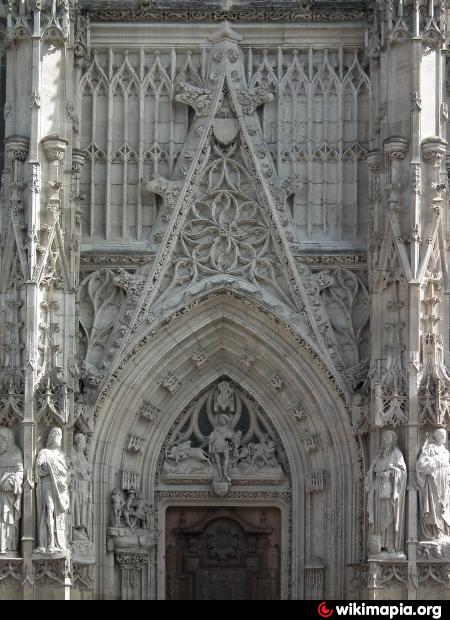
[72,540,95,564]
[368,551,406,561]
[32,548,70,559]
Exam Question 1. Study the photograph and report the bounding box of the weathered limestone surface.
[0,0,449,600]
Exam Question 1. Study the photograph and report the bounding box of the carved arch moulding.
[90,294,364,599]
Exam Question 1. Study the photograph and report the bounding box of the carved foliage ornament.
[85,5,367,25]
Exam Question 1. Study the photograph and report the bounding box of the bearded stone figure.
[35,427,71,554]
[416,428,450,540]
[0,428,23,555]
[366,430,407,558]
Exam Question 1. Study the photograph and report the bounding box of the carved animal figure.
[166,441,211,466]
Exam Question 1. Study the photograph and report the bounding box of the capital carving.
[5,135,29,162]
[422,138,447,162]
[384,137,409,160]
[40,134,69,162]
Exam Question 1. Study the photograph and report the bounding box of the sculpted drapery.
[416,428,450,540]
[366,431,407,556]
[71,433,92,541]
[35,427,71,554]
[0,428,23,554]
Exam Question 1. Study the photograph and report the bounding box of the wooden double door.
[165,507,281,600]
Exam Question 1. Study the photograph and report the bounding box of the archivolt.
[91,290,363,598]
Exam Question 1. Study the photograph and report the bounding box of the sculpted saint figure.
[366,430,407,556]
[71,433,92,541]
[111,488,125,527]
[208,414,235,482]
[416,428,450,540]
[0,428,23,554]
[35,427,71,554]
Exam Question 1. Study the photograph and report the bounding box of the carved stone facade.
[0,0,450,601]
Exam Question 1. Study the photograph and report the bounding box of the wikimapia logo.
[317,603,442,620]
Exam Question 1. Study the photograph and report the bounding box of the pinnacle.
[208,20,243,44]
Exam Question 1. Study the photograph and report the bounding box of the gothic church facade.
[0,0,450,601]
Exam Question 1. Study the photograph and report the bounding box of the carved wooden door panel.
[166,508,280,600]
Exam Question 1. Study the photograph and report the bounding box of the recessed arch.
[91,291,363,600]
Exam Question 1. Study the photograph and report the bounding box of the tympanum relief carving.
[161,380,286,497]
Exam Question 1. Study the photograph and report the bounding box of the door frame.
[157,498,291,600]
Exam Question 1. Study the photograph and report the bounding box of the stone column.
[0,0,86,600]
[115,551,149,601]
[364,0,449,600]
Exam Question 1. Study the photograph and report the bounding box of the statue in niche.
[71,432,92,541]
[0,428,23,555]
[35,427,71,554]
[208,414,235,483]
[366,430,407,558]
[416,428,450,540]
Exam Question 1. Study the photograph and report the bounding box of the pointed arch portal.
[92,292,363,599]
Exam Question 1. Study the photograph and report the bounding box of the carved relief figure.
[214,381,235,414]
[208,414,235,483]
[366,430,407,558]
[71,432,92,541]
[111,488,125,527]
[35,427,71,554]
[110,487,151,530]
[0,428,23,554]
[161,380,285,496]
[416,429,450,540]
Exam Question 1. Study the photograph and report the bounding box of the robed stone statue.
[366,430,407,558]
[416,428,450,540]
[35,427,70,554]
[0,428,23,555]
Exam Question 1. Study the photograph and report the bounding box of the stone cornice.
[83,1,368,24]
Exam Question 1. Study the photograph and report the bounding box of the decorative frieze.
[85,3,367,24]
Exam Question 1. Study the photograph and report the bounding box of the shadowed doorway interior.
[165,506,281,600]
